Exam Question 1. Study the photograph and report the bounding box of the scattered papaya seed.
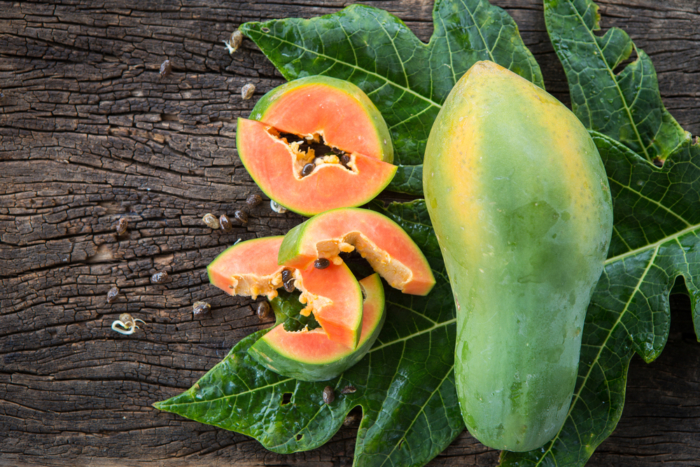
[256,301,272,321]
[234,210,248,225]
[219,214,233,232]
[202,213,220,229]
[270,200,287,213]
[340,154,351,167]
[159,59,172,78]
[193,301,211,316]
[111,313,145,335]
[314,258,330,270]
[323,386,335,404]
[151,271,168,284]
[223,30,242,54]
[246,193,262,207]
[116,218,128,236]
[340,385,357,395]
[241,83,255,100]
[107,286,120,304]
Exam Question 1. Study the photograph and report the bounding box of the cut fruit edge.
[236,118,397,217]
[207,236,363,349]
[279,208,436,296]
[249,273,386,381]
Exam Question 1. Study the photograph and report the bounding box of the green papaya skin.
[423,61,613,451]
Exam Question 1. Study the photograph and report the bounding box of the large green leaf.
[543,0,690,163]
[155,200,466,467]
[500,1,700,462]
[501,132,700,467]
[239,0,543,195]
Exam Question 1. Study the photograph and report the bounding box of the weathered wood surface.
[1,0,699,465]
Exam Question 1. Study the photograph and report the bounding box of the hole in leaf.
[281,392,292,405]
[613,48,638,75]
[343,406,363,427]
[296,434,303,441]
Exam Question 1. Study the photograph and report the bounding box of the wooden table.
[2,0,699,465]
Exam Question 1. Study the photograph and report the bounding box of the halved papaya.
[207,236,363,349]
[249,273,385,382]
[236,76,397,216]
[278,208,436,296]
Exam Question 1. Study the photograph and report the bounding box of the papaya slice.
[249,273,385,382]
[236,76,397,216]
[207,236,363,349]
[278,208,436,296]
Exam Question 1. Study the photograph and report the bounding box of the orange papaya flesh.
[207,236,363,349]
[278,207,436,296]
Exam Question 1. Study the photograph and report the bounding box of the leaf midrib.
[159,317,457,407]
[605,221,700,265]
[245,28,442,111]
[563,0,651,162]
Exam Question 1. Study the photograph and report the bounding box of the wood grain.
[1,0,699,465]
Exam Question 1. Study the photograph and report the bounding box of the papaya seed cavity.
[316,232,412,292]
[266,127,358,179]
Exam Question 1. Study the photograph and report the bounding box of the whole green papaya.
[424,61,613,451]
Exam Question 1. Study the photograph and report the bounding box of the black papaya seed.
[314,258,330,269]
[193,301,211,316]
[150,271,168,284]
[323,386,335,404]
[256,301,272,321]
[219,214,233,232]
[159,59,172,78]
[281,269,292,283]
[107,286,119,304]
[116,218,128,236]
[246,194,262,207]
[284,279,295,293]
[234,210,248,225]
[301,163,315,177]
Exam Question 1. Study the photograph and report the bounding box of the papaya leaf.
[500,2,700,464]
[271,290,322,332]
[499,121,700,465]
[155,200,466,467]
[239,0,543,195]
[543,0,690,163]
